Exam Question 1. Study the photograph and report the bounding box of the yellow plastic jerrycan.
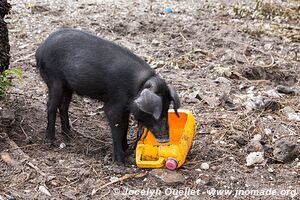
[136,109,196,170]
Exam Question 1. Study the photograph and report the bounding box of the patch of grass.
[0,68,22,97]
[255,0,300,20]
[231,0,300,20]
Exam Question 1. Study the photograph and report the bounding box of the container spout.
[165,157,178,170]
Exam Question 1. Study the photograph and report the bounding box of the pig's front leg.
[104,103,129,164]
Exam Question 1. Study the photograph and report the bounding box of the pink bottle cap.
[165,157,178,170]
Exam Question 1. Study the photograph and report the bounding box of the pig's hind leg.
[46,82,64,144]
[59,89,73,140]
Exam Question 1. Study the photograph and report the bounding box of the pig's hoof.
[125,154,136,165]
[45,137,56,147]
[111,163,127,173]
[114,160,125,166]
[113,157,126,166]
[46,140,56,147]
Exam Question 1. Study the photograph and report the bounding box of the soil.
[0,0,299,199]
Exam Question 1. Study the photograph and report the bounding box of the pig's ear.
[134,89,162,120]
[168,85,180,117]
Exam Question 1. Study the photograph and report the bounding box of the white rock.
[264,43,272,50]
[196,178,203,184]
[252,134,262,141]
[46,175,56,182]
[264,128,272,135]
[59,143,66,149]
[214,77,231,84]
[213,67,232,77]
[288,113,300,121]
[268,168,274,173]
[245,95,265,111]
[246,152,264,166]
[283,106,300,121]
[39,185,51,197]
[264,89,282,98]
[219,141,227,145]
[200,162,210,170]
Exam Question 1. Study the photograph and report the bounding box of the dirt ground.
[0,0,300,199]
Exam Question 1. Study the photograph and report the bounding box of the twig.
[179,32,188,43]
[13,53,35,63]
[74,130,108,144]
[20,118,30,138]
[92,173,139,196]
[71,118,79,125]
[8,143,42,151]
[26,162,46,176]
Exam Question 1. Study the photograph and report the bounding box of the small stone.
[245,95,265,111]
[246,152,264,166]
[264,43,272,50]
[156,60,165,68]
[264,128,272,135]
[282,106,300,121]
[276,85,295,95]
[46,175,56,182]
[151,39,160,46]
[219,141,226,145]
[253,134,262,141]
[214,77,231,84]
[39,185,51,197]
[58,159,65,164]
[264,89,281,98]
[0,109,15,126]
[295,162,300,168]
[273,140,300,163]
[150,169,185,185]
[267,168,274,173]
[213,67,232,77]
[196,178,205,184]
[59,143,66,149]
[200,162,210,170]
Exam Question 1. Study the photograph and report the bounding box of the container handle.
[136,149,165,168]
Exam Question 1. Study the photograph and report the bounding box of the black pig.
[35,28,180,164]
